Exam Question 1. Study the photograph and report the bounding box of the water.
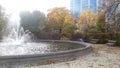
[0,20,35,55]
[0,20,84,56]
[0,19,85,68]
[3,26,32,44]
[0,41,84,56]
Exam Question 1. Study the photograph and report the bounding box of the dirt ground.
[25,44,120,68]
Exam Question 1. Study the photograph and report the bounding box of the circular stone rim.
[0,40,92,65]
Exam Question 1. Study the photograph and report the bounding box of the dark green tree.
[20,10,46,38]
[0,6,7,39]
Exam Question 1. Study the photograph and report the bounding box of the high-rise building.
[70,0,81,21]
[82,0,89,12]
[70,0,104,21]
[90,0,97,13]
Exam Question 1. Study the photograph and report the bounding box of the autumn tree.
[78,9,98,32]
[94,13,109,33]
[44,7,76,40]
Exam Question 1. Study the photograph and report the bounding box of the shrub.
[71,32,83,40]
[71,32,113,44]
[88,33,113,43]
[61,36,70,40]
[114,32,120,46]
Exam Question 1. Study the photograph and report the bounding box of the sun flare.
[0,0,70,22]
[0,0,70,14]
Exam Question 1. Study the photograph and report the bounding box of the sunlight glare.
[0,0,70,14]
[0,0,70,24]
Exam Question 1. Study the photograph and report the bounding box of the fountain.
[0,16,92,67]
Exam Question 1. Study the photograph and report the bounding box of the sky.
[0,0,70,22]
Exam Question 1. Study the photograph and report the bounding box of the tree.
[20,10,46,38]
[78,9,98,32]
[105,0,120,32]
[94,13,109,33]
[0,6,7,38]
[32,11,46,31]
[62,13,76,39]
[44,7,76,40]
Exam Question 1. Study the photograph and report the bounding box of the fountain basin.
[0,40,92,66]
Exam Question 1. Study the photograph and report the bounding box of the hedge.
[71,32,120,46]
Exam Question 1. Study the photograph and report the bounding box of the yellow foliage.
[78,9,98,32]
[45,7,76,39]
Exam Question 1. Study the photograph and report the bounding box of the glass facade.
[70,0,81,21]
[70,0,103,20]
[90,0,97,13]
[98,0,103,7]
[82,0,89,12]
